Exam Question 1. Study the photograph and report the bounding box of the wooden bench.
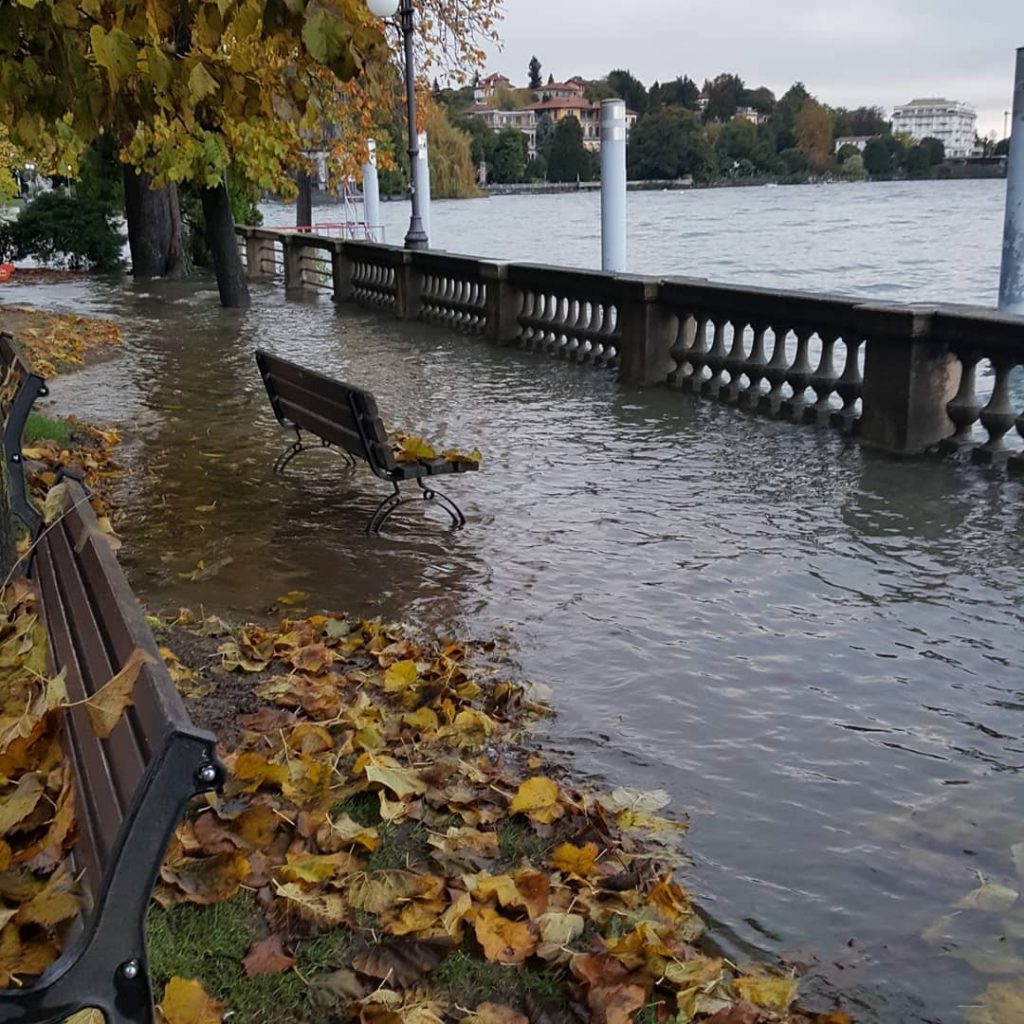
[0,331,49,534]
[255,349,480,534]
[0,477,224,1024]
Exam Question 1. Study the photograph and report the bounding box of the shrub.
[0,191,124,270]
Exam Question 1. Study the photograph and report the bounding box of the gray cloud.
[481,0,1021,135]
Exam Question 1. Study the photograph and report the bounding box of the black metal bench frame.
[0,477,224,1024]
[0,331,49,534]
[255,349,479,534]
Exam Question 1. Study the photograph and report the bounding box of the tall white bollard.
[601,99,627,274]
[416,131,432,248]
[999,47,1024,315]
[361,140,382,242]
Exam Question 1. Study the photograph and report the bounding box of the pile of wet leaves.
[0,304,122,377]
[391,432,483,468]
[143,607,854,1024]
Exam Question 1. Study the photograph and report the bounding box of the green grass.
[366,821,430,872]
[332,792,381,828]
[432,947,568,1014]
[24,412,74,446]
[146,895,307,1024]
[497,818,550,867]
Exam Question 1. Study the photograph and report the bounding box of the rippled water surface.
[264,177,1007,305]
[4,182,1023,1023]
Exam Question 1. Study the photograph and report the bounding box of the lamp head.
[367,0,399,16]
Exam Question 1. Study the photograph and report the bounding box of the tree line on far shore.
[410,63,1008,190]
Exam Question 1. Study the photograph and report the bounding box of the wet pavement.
[5,271,1024,1023]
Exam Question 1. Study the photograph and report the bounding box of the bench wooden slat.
[259,353,365,420]
[33,539,118,896]
[264,372,363,435]
[46,518,147,813]
[62,498,191,753]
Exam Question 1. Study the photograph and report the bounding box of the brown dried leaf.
[473,907,537,965]
[242,934,296,978]
[352,937,454,987]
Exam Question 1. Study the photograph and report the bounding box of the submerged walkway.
[10,273,1024,1023]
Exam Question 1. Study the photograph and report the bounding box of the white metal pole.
[999,47,1024,315]
[361,140,382,242]
[417,131,432,248]
[601,99,627,273]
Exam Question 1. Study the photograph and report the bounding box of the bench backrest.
[255,349,398,477]
[0,331,48,532]
[31,478,217,916]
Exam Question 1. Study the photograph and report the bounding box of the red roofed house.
[474,73,513,103]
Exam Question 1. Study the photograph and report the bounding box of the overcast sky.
[481,0,1020,137]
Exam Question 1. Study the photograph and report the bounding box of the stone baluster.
[974,358,1020,465]
[943,352,983,450]
[681,316,712,394]
[563,299,582,361]
[831,337,863,430]
[701,319,729,398]
[721,321,748,405]
[806,330,841,425]
[738,322,768,411]
[667,315,700,387]
[781,327,814,420]
[759,325,792,415]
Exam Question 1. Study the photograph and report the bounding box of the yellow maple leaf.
[734,975,798,1011]
[508,777,563,824]
[158,977,228,1024]
[383,659,418,692]
[550,842,600,878]
[84,648,153,738]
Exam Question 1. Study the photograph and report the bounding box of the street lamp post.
[367,0,429,249]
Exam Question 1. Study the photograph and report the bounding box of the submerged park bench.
[0,343,224,1023]
[255,349,480,533]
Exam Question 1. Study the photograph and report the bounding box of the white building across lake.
[890,98,977,159]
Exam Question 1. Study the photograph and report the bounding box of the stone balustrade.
[235,226,1024,465]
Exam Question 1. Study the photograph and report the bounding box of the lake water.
[4,179,1022,1024]
[262,177,1007,306]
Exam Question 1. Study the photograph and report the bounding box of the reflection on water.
[2,196,1022,1023]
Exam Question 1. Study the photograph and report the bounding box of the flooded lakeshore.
[3,179,1023,1022]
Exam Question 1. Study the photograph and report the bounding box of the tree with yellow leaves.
[0,125,20,204]
[0,0,501,305]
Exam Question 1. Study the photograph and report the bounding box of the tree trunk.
[297,171,313,230]
[201,180,250,308]
[123,167,186,279]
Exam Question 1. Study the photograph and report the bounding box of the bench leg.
[274,429,357,474]
[367,482,403,534]
[0,936,154,1024]
[366,480,466,535]
[417,479,466,529]
[0,730,222,1024]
